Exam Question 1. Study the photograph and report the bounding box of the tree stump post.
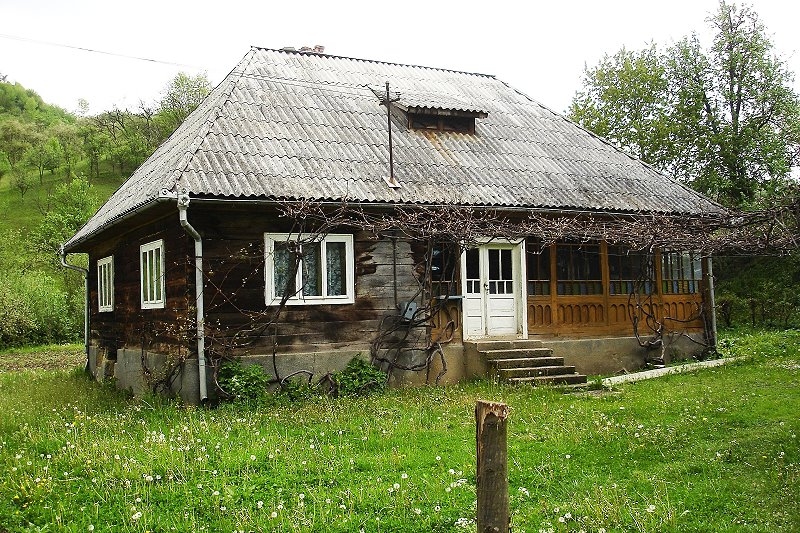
[476,400,510,533]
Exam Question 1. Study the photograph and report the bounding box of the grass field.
[0,330,798,532]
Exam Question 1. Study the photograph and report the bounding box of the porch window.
[556,242,602,295]
[265,233,354,305]
[430,243,459,296]
[608,245,653,295]
[526,244,551,295]
[661,251,702,294]
[140,240,165,309]
[97,255,114,312]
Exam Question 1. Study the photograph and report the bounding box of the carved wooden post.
[476,400,510,533]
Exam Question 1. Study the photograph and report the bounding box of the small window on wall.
[661,251,702,294]
[97,256,114,312]
[430,243,459,297]
[556,242,602,295]
[140,240,165,309]
[608,245,653,295]
[526,244,551,295]
[265,234,354,305]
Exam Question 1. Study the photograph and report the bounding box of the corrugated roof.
[65,47,723,249]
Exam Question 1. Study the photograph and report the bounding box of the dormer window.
[408,111,478,133]
[371,86,488,135]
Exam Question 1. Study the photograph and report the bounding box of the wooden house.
[63,47,723,402]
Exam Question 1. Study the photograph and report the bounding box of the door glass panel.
[500,249,512,280]
[466,249,480,294]
[488,249,499,280]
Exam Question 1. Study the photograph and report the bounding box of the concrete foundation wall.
[90,333,707,403]
[541,333,707,376]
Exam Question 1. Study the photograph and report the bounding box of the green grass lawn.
[0,330,798,532]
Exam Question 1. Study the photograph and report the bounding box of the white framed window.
[265,233,355,305]
[140,239,165,309]
[97,255,114,312]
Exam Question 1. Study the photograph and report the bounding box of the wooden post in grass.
[476,400,510,533]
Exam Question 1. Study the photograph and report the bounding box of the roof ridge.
[250,45,497,80]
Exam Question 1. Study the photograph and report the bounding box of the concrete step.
[499,365,578,379]
[483,348,555,360]
[509,373,588,386]
[489,357,565,369]
[467,339,544,351]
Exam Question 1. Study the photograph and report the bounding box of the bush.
[0,271,81,349]
[332,357,387,397]
[217,360,269,402]
[715,254,800,328]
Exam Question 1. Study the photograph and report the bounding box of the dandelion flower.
[250,455,256,461]
[434,505,441,512]
[299,493,305,500]
[401,473,408,479]
[436,456,441,461]
[647,504,656,513]
[257,501,264,509]
[270,511,277,518]
[131,511,142,521]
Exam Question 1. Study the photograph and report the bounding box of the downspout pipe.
[177,192,208,403]
[703,255,718,351]
[60,245,90,374]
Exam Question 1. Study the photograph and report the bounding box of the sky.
[2,0,800,116]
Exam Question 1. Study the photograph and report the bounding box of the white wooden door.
[462,245,519,338]
[485,246,517,335]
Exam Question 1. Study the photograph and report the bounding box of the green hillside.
[0,74,210,349]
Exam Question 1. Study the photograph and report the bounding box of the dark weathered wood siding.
[87,211,192,357]
[86,204,429,359]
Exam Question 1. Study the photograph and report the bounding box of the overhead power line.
[0,33,204,70]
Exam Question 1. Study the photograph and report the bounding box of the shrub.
[0,271,81,349]
[217,360,269,402]
[332,357,387,397]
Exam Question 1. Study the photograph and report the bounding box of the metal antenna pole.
[384,81,400,188]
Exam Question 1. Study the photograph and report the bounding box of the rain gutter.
[177,192,208,403]
[60,246,90,373]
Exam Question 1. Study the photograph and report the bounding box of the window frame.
[555,242,603,295]
[607,245,654,295]
[97,255,114,312]
[264,233,355,305]
[661,250,703,295]
[140,239,166,310]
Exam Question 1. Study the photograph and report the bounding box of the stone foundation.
[89,332,708,403]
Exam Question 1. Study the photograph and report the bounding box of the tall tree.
[0,118,37,169]
[50,122,83,177]
[569,1,800,208]
[569,45,670,167]
[157,71,211,137]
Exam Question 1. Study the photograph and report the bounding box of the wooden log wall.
[87,209,192,358]
[187,205,425,357]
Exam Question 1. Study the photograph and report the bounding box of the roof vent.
[298,45,326,54]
